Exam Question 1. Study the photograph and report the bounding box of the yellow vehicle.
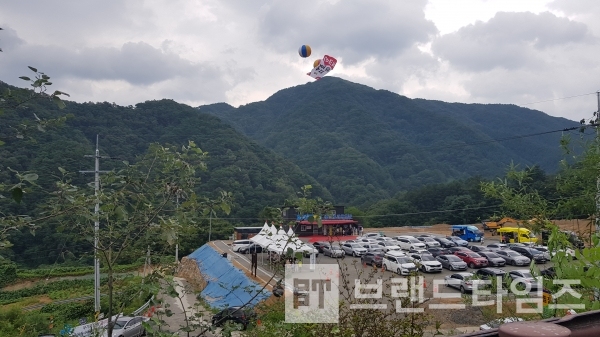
[496,227,538,244]
[481,217,519,234]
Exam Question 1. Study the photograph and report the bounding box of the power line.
[520,92,598,106]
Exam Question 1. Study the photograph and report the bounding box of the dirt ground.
[362,219,594,239]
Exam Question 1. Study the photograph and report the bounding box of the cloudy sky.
[1,0,599,122]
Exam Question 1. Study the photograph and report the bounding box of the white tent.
[250,223,272,248]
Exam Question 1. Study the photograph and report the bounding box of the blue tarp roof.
[188,244,271,309]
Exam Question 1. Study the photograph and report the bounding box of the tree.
[47,141,231,337]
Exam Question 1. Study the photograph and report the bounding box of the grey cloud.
[256,0,437,64]
[431,12,591,72]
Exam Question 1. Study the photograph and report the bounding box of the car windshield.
[485,253,499,258]
[398,257,411,264]
[350,244,362,248]
[467,253,481,258]
[519,272,533,278]
[447,255,462,262]
[113,320,127,329]
[331,245,341,249]
[407,238,420,243]
[529,249,541,255]
[508,252,520,256]
[421,255,435,261]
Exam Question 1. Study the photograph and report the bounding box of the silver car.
[106,316,147,337]
[508,269,542,291]
[496,250,531,266]
[341,243,367,257]
[444,272,475,293]
[323,244,345,258]
[436,254,468,271]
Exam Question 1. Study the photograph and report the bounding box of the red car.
[454,251,489,269]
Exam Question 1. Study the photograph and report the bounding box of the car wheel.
[469,263,475,269]
[449,265,453,271]
[353,252,358,257]
[397,268,402,275]
[383,265,388,271]
[460,286,466,294]
[421,266,426,272]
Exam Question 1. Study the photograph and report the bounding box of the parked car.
[486,243,508,251]
[357,237,379,244]
[508,269,542,291]
[362,243,385,253]
[231,240,252,252]
[433,237,457,248]
[496,250,531,266]
[361,233,383,238]
[417,236,441,248]
[361,252,385,267]
[212,306,256,330]
[436,254,468,271]
[410,253,443,273]
[323,244,344,258]
[446,236,469,247]
[444,272,475,293]
[312,241,330,253]
[466,245,490,253]
[531,246,552,260]
[540,266,556,279]
[375,237,396,242]
[477,251,506,267]
[448,246,473,254]
[239,243,263,254]
[377,241,402,252]
[108,316,148,337]
[383,251,418,275]
[408,248,430,255]
[341,243,367,257]
[427,247,452,257]
[506,243,528,249]
[394,236,427,250]
[509,246,548,264]
[475,268,508,287]
[301,246,319,258]
[454,251,489,269]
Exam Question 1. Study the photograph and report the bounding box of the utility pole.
[142,245,150,283]
[596,91,600,233]
[80,135,110,315]
[175,194,179,263]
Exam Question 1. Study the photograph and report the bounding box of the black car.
[540,266,556,279]
[477,251,506,267]
[448,246,473,254]
[313,241,330,253]
[475,267,508,286]
[212,306,256,330]
[467,245,490,253]
[510,246,548,264]
[361,252,384,267]
[433,237,457,248]
[427,247,452,257]
[239,243,263,254]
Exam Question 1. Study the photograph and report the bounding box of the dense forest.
[0,77,588,268]
[201,77,584,207]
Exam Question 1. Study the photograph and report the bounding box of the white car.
[394,236,427,251]
[479,317,523,330]
[361,233,383,238]
[231,240,252,252]
[383,251,417,275]
[410,254,443,273]
[357,237,379,244]
[104,316,148,337]
[377,241,402,252]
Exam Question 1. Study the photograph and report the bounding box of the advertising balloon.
[298,45,311,58]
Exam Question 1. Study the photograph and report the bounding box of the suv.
[341,243,367,257]
[212,306,256,330]
[394,236,426,251]
[383,251,418,275]
[454,251,488,269]
[432,237,457,248]
[361,252,384,267]
[377,241,402,252]
[510,246,548,264]
[362,243,385,253]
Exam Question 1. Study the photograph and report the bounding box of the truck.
[451,225,484,242]
[496,227,538,244]
[481,217,519,235]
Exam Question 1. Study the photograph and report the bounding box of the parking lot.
[219,234,553,302]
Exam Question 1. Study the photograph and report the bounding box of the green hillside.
[200,77,580,206]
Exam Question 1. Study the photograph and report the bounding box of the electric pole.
[596,91,600,233]
[80,135,110,315]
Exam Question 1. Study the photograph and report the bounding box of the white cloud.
[0,0,598,122]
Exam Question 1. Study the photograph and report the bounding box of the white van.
[232,240,252,252]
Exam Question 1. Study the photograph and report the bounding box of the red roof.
[298,220,358,225]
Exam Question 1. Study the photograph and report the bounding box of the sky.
[1,0,599,122]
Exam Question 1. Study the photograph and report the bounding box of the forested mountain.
[0,83,331,265]
[200,77,581,206]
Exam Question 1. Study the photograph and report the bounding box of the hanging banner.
[307,55,337,80]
